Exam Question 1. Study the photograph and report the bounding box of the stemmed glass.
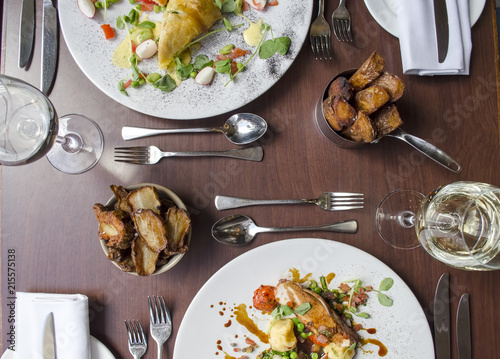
[376,181,500,271]
[0,75,103,174]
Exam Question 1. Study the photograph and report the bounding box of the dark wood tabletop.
[2,0,500,358]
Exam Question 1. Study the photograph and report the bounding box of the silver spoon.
[211,214,358,246]
[122,113,268,145]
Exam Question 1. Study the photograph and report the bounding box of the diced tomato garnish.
[230,48,250,59]
[230,61,239,75]
[131,40,137,53]
[136,0,156,11]
[268,0,279,6]
[245,338,256,346]
[123,79,132,89]
[242,1,250,11]
[100,24,115,40]
[353,323,363,331]
[309,334,329,347]
[340,283,351,292]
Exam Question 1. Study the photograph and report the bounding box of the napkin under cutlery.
[397,0,472,75]
[15,292,90,359]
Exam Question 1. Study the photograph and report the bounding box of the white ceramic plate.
[1,336,115,359]
[173,238,434,359]
[364,0,486,37]
[58,0,312,120]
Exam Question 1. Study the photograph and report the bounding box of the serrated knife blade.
[457,293,471,359]
[19,0,35,68]
[42,312,57,359]
[434,0,449,63]
[41,0,58,95]
[434,273,450,359]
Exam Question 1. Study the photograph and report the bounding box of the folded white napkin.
[15,292,90,359]
[397,0,472,75]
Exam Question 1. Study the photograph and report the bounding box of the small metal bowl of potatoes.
[93,183,191,276]
[314,51,461,173]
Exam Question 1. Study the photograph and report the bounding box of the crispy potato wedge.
[327,76,354,101]
[111,185,132,213]
[349,50,385,91]
[165,207,191,253]
[131,209,168,253]
[93,204,134,249]
[371,72,406,102]
[323,95,357,131]
[353,85,390,115]
[372,104,403,137]
[341,111,377,143]
[127,186,162,214]
[131,236,159,276]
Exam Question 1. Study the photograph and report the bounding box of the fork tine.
[159,296,171,324]
[125,320,133,343]
[114,159,148,164]
[341,20,350,42]
[137,320,147,344]
[333,21,341,41]
[326,33,333,59]
[114,146,149,151]
[329,205,364,211]
[330,192,363,197]
[148,296,156,324]
[345,21,353,42]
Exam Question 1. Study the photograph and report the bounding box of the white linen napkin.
[397,0,472,75]
[15,292,90,359]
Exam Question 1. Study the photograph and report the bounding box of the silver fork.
[214,192,363,211]
[125,319,147,359]
[332,0,353,42]
[148,296,172,359]
[114,145,263,164]
[309,0,332,59]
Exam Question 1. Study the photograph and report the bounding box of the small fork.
[148,296,172,359]
[125,319,147,359]
[114,145,263,164]
[309,0,332,59]
[332,0,353,42]
[215,192,363,211]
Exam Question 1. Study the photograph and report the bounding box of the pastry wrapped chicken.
[158,0,222,68]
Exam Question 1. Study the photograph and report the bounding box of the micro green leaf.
[379,278,394,292]
[280,305,294,316]
[259,39,277,59]
[275,36,291,55]
[152,74,176,92]
[356,312,370,318]
[294,303,312,316]
[377,292,393,307]
[136,20,156,29]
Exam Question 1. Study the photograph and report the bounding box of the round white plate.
[1,336,115,359]
[58,1,312,120]
[173,238,434,359]
[364,0,486,37]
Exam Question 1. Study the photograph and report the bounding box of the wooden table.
[2,0,500,358]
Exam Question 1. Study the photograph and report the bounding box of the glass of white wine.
[376,181,500,270]
[0,75,103,174]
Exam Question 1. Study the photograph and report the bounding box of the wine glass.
[376,181,500,271]
[0,75,103,174]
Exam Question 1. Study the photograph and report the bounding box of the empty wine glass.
[376,181,500,271]
[0,75,103,174]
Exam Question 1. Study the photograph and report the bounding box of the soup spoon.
[211,214,358,246]
[122,113,268,145]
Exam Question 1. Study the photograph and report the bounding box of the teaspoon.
[211,214,358,246]
[122,113,268,145]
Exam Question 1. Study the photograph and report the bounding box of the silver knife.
[457,293,471,359]
[19,0,35,69]
[434,273,450,359]
[41,0,58,95]
[434,0,449,63]
[42,312,57,359]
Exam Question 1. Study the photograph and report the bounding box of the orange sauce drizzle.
[361,338,388,356]
[234,303,269,344]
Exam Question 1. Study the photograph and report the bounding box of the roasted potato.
[110,185,132,213]
[372,104,403,137]
[353,85,390,115]
[341,111,377,143]
[323,95,357,131]
[93,204,134,249]
[371,72,406,102]
[127,186,162,214]
[165,207,191,254]
[349,50,385,91]
[131,209,168,253]
[131,236,159,276]
[327,76,354,101]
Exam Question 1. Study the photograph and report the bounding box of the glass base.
[375,189,425,250]
[46,114,104,174]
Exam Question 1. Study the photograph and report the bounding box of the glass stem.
[55,133,86,154]
[398,210,416,228]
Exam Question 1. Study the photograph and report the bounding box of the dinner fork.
[332,0,353,42]
[215,192,364,211]
[125,319,147,359]
[309,0,332,59]
[148,296,172,359]
[114,145,263,164]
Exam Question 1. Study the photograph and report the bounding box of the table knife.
[19,0,35,69]
[42,312,57,359]
[434,273,450,359]
[433,0,449,63]
[41,0,58,95]
[457,293,471,359]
